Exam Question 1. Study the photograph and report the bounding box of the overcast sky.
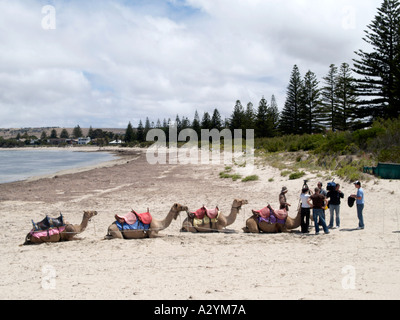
[0,0,382,128]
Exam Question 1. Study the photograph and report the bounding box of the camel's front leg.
[243,217,260,233]
[105,223,124,239]
[180,218,197,233]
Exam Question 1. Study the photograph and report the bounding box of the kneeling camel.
[181,199,248,233]
[105,203,188,239]
[24,211,98,245]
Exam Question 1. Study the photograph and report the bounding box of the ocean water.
[0,149,116,184]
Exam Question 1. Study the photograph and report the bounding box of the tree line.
[125,0,400,143]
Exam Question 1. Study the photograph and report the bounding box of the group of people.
[280,181,365,235]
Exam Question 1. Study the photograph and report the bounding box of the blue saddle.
[116,219,150,231]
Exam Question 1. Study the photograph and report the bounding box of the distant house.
[47,138,77,145]
[78,137,91,145]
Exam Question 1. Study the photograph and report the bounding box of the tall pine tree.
[125,122,135,143]
[321,64,339,130]
[211,108,223,130]
[280,65,303,135]
[244,102,256,130]
[229,100,246,131]
[268,94,280,136]
[192,110,201,136]
[300,70,322,134]
[201,112,212,130]
[336,63,359,130]
[255,96,269,137]
[137,120,145,142]
[353,0,400,121]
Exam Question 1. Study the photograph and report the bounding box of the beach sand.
[0,147,399,300]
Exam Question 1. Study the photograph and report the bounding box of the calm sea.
[0,149,117,184]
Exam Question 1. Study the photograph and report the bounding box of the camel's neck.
[225,206,240,226]
[77,215,91,233]
[287,206,302,229]
[158,209,178,230]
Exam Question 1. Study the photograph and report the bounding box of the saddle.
[253,205,288,225]
[30,226,66,239]
[115,209,153,227]
[189,206,219,220]
[32,214,65,231]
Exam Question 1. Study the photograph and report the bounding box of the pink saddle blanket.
[191,206,219,220]
[30,226,66,239]
[115,210,153,225]
[254,206,271,219]
[253,206,288,221]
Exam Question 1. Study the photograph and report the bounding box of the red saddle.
[253,206,272,219]
[115,210,153,225]
[253,205,288,221]
[191,206,219,220]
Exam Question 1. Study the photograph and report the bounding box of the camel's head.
[83,211,98,220]
[172,203,189,220]
[233,199,248,210]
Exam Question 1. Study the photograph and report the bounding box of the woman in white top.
[300,187,311,233]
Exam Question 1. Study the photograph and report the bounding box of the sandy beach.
[0,147,399,300]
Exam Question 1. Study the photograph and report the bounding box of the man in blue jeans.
[308,188,330,235]
[327,183,344,229]
[351,181,365,230]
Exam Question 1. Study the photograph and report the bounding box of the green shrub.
[336,165,361,182]
[231,174,242,181]
[281,170,291,177]
[289,171,306,180]
[242,175,259,182]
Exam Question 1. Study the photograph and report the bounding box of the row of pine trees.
[125,0,400,143]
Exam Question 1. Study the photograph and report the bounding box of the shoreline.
[0,146,143,185]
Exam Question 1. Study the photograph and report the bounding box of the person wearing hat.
[351,181,365,230]
[279,186,291,211]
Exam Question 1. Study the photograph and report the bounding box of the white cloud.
[0,0,382,128]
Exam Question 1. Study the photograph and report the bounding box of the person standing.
[317,182,327,220]
[308,188,330,235]
[327,184,344,229]
[300,186,311,233]
[279,186,291,211]
[351,181,365,230]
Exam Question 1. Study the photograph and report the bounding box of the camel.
[24,211,98,245]
[243,204,301,234]
[181,199,248,233]
[105,203,188,239]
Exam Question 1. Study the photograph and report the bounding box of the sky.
[0,0,382,129]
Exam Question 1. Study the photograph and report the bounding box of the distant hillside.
[0,127,126,139]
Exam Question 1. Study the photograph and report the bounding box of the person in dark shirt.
[308,188,330,235]
[327,184,344,229]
